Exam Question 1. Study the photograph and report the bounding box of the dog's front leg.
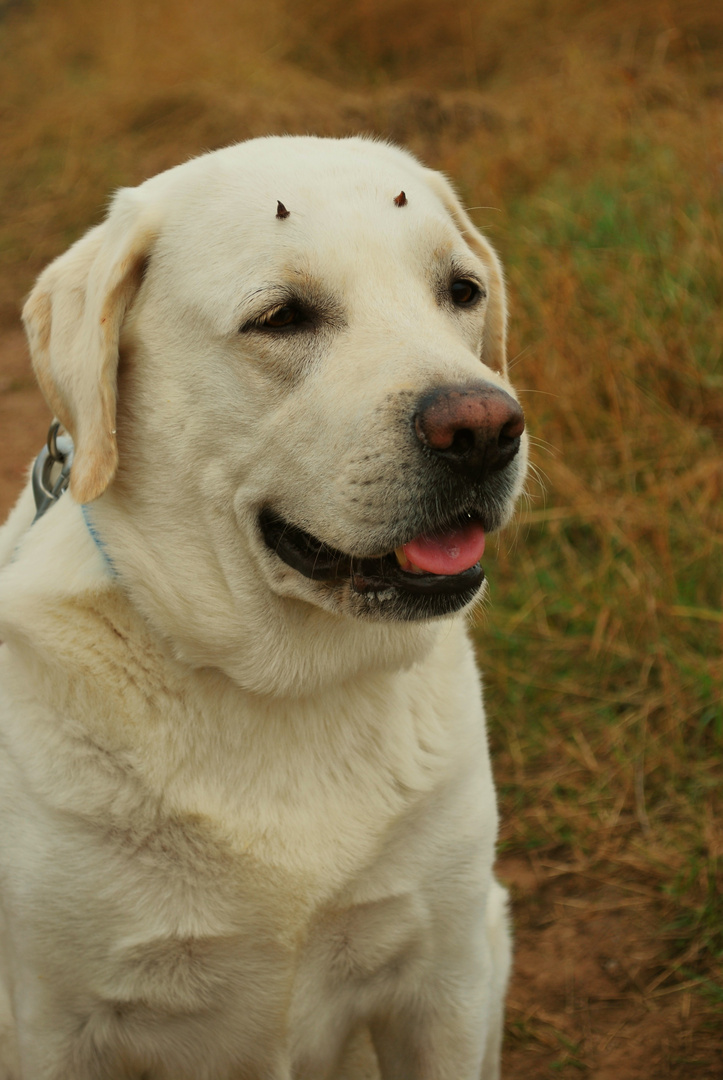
[369,880,510,1080]
[370,998,495,1080]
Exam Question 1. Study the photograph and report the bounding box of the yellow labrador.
[0,137,527,1080]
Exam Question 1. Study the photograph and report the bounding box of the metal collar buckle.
[32,420,75,523]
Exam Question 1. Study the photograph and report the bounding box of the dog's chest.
[63,771,437,1077]
[1,594,483,1074]
[2,690,443,1076]
[92,854,430,1074]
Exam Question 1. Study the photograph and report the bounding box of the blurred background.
[1,0,721,1075]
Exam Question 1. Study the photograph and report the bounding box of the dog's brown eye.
[240,300,313,334]
[450,279,483,307]
[262,304,299,328]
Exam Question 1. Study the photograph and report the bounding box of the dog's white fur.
[0,137,526,1079]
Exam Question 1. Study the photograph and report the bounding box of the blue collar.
[80,504,118,578]
[31,423,117,578]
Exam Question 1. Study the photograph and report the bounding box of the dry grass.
[476,35,723,1029]
[1,0,721,1074]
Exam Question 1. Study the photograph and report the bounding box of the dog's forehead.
[148,137,439,214]
[144,138,467,275]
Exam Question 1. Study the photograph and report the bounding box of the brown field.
[1,0,721,1076]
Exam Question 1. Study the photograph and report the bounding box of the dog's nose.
[414,384,525,477]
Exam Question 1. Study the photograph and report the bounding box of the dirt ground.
[498,853,721,1078]
[1,326,720,1078]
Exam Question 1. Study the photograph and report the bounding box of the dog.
[0,136,527,1079]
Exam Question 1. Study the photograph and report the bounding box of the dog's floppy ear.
[424,170,508,375]
[22,189,157,504]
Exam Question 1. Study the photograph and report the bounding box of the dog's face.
[23,137,528,693]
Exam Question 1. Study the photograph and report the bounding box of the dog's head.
[23,137,527,694]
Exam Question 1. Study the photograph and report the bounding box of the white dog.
[0,136,527,1080]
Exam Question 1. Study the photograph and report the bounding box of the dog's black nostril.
[499,414,525,446]
[450,428,475,456]
[498,426,520,452]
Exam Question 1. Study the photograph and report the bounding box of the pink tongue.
[402,521,486,576]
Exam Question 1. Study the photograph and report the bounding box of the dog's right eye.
[241,302,310,333]
[261,304,300,329]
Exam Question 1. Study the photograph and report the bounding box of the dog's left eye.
[450,279,484,307]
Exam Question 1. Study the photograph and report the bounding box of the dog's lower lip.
[259,510,350,581]
[350,561,483,598]
[258,509,485,598]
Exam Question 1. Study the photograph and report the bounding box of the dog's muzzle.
[259,381,525,620]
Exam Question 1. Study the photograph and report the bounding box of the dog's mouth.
[259,509,485,605]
